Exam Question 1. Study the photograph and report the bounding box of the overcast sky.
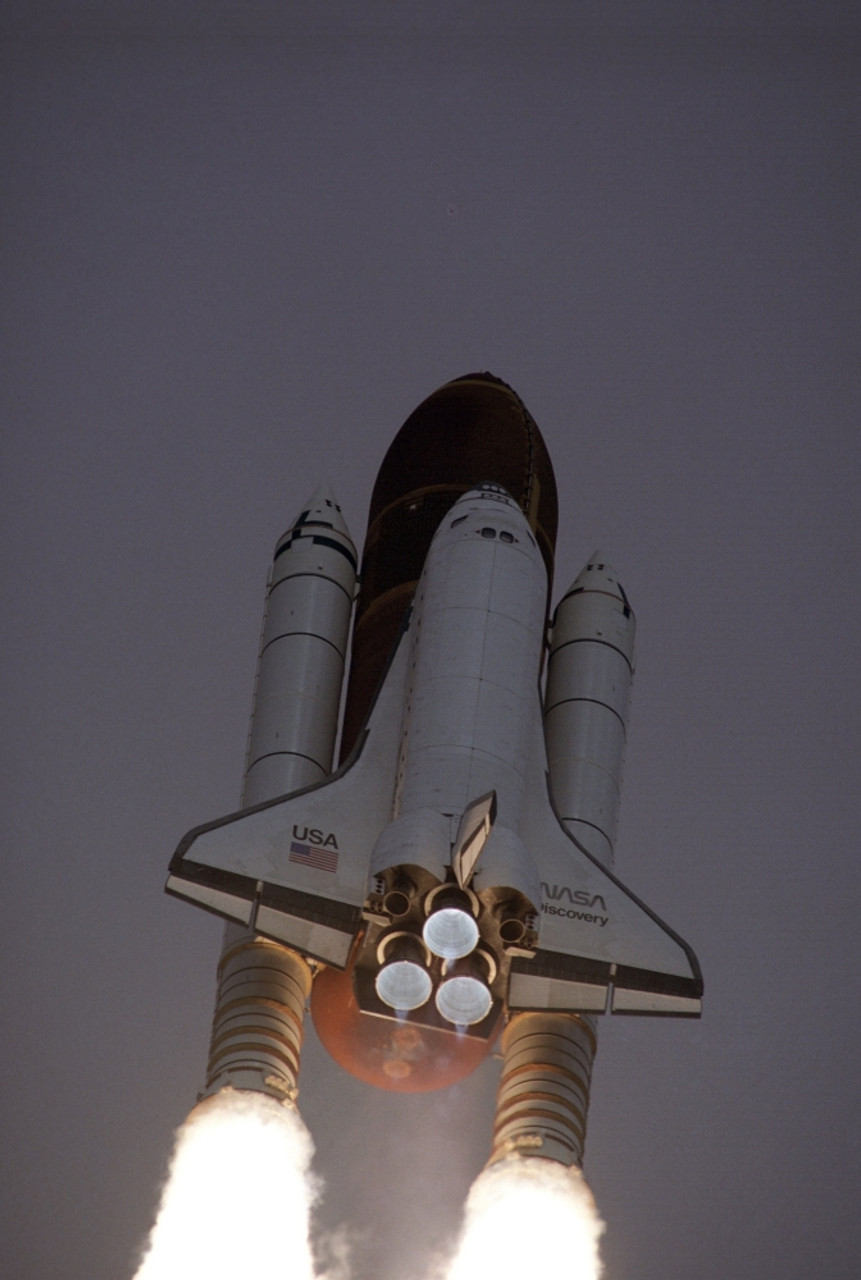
[2,5,859,1279]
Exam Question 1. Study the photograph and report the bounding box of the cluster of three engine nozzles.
[374,885,495,1027]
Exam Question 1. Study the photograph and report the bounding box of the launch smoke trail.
[133,1090,327,1280]
[435,1158,605,1280]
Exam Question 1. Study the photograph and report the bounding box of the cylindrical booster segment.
[242,485,357,802]
[488,1012,597,1169]
[544,553,636,866]
[491,555,636,1165]
[201,488,357,1104]
[204,936,312,1100]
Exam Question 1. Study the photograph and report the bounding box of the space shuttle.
[166,374,701,1154]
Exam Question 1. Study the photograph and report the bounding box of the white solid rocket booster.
[489,555,636,1168]
[544,554,636,868]
[201,488,357,1103]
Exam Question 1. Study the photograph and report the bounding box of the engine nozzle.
[374,932,433,1012]
[435,948,496,1027]
[422,885,480,960]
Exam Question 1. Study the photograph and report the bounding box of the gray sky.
[2,5,859,1279]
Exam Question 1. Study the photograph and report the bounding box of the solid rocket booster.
[545,555,636,868]
[489,556,636,1167]
[200,489,356,1103]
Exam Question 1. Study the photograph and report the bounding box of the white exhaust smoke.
[134,1090,605,1280]
[133,1089,331,1280]
[435,1158,605,1280]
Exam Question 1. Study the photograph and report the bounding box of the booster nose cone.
[278,483,353,542]
[566,551,631,612]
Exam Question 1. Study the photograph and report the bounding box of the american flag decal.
[289,840,339,874]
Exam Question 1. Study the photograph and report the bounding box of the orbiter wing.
[506,721,703,1016]
[166,631,411,966]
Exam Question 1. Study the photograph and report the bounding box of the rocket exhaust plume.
[436,1013,605,1280]
[133,1090,324,1280]
[437,1158,605,1280]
